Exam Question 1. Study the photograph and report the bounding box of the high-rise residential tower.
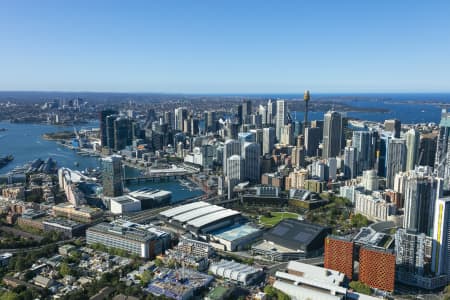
[435,109,450,191]
[406,128,420,171]
[352,130,375,175]
[101,155,123,197]
[322,111,342,159]
[403,166,441,235]
[303,90,310,134]
[432,197,450,277]
[386,138,407,189]
[344,146,357,179]
[263,127,275,155]
[276,100,287,141]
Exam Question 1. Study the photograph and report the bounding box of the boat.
[0,155,14,169]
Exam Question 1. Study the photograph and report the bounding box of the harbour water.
[0,121,203,202]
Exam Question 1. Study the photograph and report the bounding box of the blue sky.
[0,0,449,93]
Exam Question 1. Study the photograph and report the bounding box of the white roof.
[273,280,343,300]
[159,201,210,218]
[275,271,347,295]
[187,209,240,228]
[286,261,345,286]
[173,205,225,223]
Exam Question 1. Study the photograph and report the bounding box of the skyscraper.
[206,111,217,133]
[303,90,310,134]
[403,167,441,235]
[101,155,123,197]
[113,116,133,151]
[322,111,342,159]
[386,138,407,189]
[344,146,357,179]
[174,107,188,131]
[435,109,450,191]
[259,105,267,125]
[100,109,118,147]
[263,127,275,155]
[227,155,244,182]
[406,128,420,171]
[106,114,118,149]
[395,228,432,283]
[243,142,261,183]
[223,139,241,176]
[419,132,437,167]
[385,119,401,138]
[242,100,252,124]
[267,99,276,125]
[352,130,375,175]
[432,197,450,277]
[276,100,287,141]
[304,127,321,157]
[280,124,294,146]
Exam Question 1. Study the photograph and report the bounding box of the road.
[0,238,78,254]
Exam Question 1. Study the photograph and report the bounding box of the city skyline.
[1,0,450,93]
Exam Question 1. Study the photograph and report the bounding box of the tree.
[349,281,371,295]
[154,258,163,267]
[59,262,72,277]
[351,214,369,228]
[141,270,153,286]
[0,291,20,300]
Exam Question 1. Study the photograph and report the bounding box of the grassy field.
[259,212,300,227]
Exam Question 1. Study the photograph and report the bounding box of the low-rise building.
[209,260,264,286]
[252,219,331,261]
[110,195,141,214]
[273,261,379,300]
[86,219,171,258]
[53,203,103,223]
[42,218,86,238]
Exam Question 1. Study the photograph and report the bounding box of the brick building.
[324,236,354,280]
[359,247,396,292]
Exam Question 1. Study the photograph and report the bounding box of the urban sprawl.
[1,92,450,300]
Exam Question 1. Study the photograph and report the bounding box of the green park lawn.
[259,212,300,227]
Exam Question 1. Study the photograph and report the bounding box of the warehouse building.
[159,202,262,251]
[209,260,264,286]
[159,201,243,234]
[252,219,331,261]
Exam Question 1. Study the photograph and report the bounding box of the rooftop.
[211,223,260,241]
[159,201,210,218]
[173,205,225,223]
[187,209,240,228]
[265,219,329,248]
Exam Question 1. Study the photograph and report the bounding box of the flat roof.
[286,261,345,286]
[264,219,330,250]
[159,201,210,218]
[187,209,240,228]
[211,223,260,241]
[111,196,139,205]
[174,205,225,223]
[273,280,342,300]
